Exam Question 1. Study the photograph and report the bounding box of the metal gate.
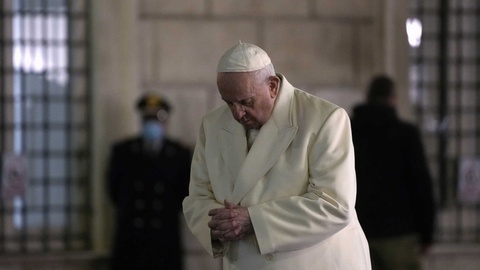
[0,0,91,252]
[410,0,480,242]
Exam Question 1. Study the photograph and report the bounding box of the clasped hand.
[208,200,253,242]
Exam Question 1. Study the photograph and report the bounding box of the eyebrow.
[222,95,256,104]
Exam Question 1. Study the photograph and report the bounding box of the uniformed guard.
[107,93,191,270]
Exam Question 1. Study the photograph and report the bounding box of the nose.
[231,104,246,120]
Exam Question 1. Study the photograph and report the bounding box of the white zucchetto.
[217,41,272,73]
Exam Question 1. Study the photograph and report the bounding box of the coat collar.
[219,74,298,204]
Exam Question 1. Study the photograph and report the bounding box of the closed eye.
[240,98,254,107]
[223,96,255,108]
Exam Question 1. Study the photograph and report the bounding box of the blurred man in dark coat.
[107,94,191,270]
[351,75,436,270]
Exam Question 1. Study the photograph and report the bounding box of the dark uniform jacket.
[107,137,191,270]
[351,104,435,246]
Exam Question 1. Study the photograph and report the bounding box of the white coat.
[183,74,371,269]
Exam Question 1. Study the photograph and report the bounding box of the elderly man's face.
[217,72,279,130]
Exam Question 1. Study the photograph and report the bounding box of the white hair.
[253,63,276,83]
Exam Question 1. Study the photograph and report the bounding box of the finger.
[208,207,238,216]
[212,220,237,232]
[209,216,240,231]
[208,219,224,229]
[210,229,223,240]
[208,207,226,216]
[222,222,242,236]
[208,216,235,228]
[209,210,238,220]
[222,231,245,241]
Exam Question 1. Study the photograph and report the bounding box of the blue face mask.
[142,120,164,140]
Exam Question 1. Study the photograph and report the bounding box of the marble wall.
[136,0,386,147]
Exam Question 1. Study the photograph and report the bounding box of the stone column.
[90,0,140,251]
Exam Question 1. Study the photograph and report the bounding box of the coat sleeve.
[405,125,436,245]
[182,119,226,258]
[248,107,358,254]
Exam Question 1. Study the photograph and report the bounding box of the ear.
[268,76,280,98]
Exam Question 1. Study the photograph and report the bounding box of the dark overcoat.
[107,137,191,270]
[351,104,435,246]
